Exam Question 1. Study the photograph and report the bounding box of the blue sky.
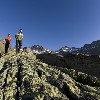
[0,0,100,50]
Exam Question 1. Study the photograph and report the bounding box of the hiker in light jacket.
[15,29,23,53]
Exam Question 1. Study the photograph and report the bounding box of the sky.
[0,0,100,50]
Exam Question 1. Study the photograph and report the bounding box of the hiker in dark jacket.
[5,34,12,54]
[15,29,23,53]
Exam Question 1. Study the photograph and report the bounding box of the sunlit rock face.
[0,38,12,53]
[0,38,5,53]
[0,49,100,100]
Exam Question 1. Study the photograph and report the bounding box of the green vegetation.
[58,67,100,86]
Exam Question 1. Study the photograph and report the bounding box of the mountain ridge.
[30,39,100,55]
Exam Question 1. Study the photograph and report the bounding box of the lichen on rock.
[0,50,99,100]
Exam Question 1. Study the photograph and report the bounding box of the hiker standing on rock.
[5,34,12,54]
[15,29,23,53]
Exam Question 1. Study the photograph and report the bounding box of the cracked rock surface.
[0,49,100,100]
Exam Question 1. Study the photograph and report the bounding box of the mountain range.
[31,40,100,55]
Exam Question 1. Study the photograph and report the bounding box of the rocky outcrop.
[0,38,12,53]
[31,45,45,52]
[0,38,5,53]
[0,49,100,100]
[31,45,56,54]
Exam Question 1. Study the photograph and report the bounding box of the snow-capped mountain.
[31,40,100,55]
[56,46,80,54]
[55,40,100,55]
[31,45,80,55]
[31,45,53,54]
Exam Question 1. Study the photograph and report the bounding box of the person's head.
[19,29,22,32]
[8,34,10,36]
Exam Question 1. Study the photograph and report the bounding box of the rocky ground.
[37,53,100,78]
[0,49,100,100]
[0,38,12,54]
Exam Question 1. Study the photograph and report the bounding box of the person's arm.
[15,33,18,38]
[10,37,12,41]
[22,34,23,38]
